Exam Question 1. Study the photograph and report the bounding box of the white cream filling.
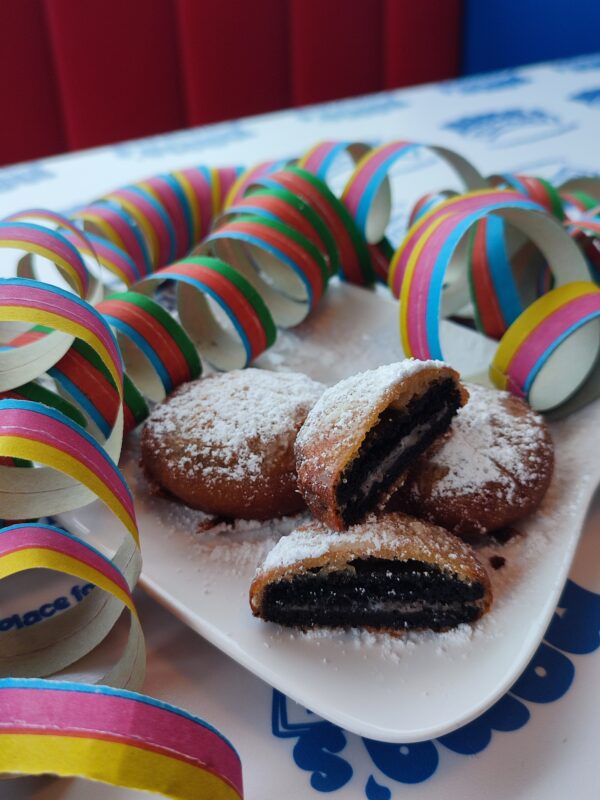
[349,407,449,504]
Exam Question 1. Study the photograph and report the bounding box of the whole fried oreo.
[250,512,492,633]
[141,369,324,520]
[295,360,468,530]
[391,383,554,536]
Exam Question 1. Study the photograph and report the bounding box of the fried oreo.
[250,513,492,633]
[295,360,467,530]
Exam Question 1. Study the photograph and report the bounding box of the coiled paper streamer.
[49,338,148,438]
[224,159,290,208]
[491,281,600,414]
[0,678,243,800]
[1,137,600,796]
[219,185,339,278]
[341,140,487,243]
[0,521,142,685]
[0,217,100,303]
[200,214,329,326]
[73,202,153,279]
[0,277,242,796]
[135,257,277,371]
[97,291,202,402]
[254,166,375,285]
[392,188,599,414]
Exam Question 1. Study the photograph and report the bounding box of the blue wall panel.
[463,0,600,74]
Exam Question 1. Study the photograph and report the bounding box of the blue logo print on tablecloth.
[440,71,528,95]
[442,108,577,148]
[508,157,599,187]
[296,94,407,123]
[0,162,55,194]
[570,87,600,108]
[113,122,253,159]
[553,54,600,73]
[272,579,599,798]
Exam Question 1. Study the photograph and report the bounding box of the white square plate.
[59,282,600,742]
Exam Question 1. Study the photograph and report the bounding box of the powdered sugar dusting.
[413,383,552,503]
[144,369,324,485]
[295,360,451,493]
[257,512,480,580]
[297,361,446,449]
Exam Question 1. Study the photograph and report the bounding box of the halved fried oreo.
[295,360,468,530]
[250,513,492,633]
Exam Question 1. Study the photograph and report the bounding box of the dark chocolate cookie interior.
[260,557,486,631]
[337,378,462,526]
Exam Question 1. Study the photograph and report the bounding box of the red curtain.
[0,1,66,166]
[0,0,462,167]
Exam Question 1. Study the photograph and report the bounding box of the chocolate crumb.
[489,555,506,570]
[196,516,226,533]
[491,527,522,545]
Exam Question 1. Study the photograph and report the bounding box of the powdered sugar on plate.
[122,428,308,574]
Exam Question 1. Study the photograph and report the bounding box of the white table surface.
[2,53,600,799]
